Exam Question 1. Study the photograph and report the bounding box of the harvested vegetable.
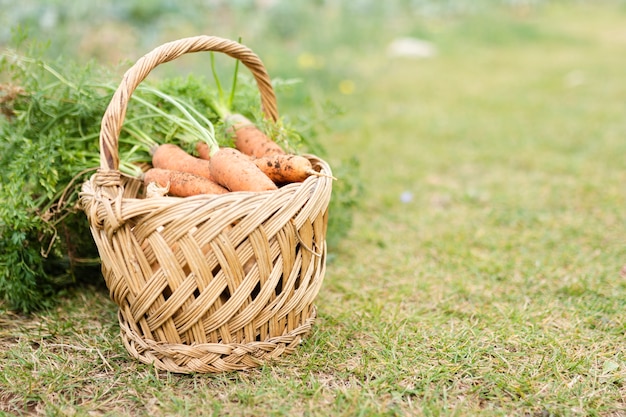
[144,168,228,197]
[209,147,278,192]
[198,141,321,185]
[225,113,286,158]
[152,143,215,181]
[253,154,317,183]
[195,141,213,161]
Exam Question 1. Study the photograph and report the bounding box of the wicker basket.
[79,35,333,374]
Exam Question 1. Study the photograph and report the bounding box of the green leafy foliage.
[0,50,111,312]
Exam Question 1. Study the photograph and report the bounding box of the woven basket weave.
[79,35,333,374]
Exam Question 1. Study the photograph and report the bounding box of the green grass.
[2,1,626,416]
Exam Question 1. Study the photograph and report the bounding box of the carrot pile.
[143,114,321,197]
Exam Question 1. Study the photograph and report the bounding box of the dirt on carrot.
[253,154,315,183]
[143,167,229,197]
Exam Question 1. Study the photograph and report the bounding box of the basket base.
[117,307,317,374]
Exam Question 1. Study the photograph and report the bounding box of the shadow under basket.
[79,35,333,374]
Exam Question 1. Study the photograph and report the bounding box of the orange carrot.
[197,141,318,184]
[209,147,278,192]
[144,168,228,197]
[195,141,212,161]
[152,143,215,181]
[253,154,316,183]
[225,113,285,158]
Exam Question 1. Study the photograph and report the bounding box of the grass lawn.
[1,1,625,416]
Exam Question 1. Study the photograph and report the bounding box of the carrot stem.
[227,37,242,110]
[210,52,225,106]
[96,83,220,154]
[120,125,158,149]
[137,85,218,152]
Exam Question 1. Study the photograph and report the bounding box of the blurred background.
[4,0,623,129]
[0,0,546,111]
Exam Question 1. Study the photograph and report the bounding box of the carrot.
[197,141,319,184]
[209,147,278,192]
[195,141,212,161]
[152,143,215,181]
[225,113,285,158]
[253,154,316,184]
[144,168,228,197]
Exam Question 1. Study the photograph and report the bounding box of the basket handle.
[99,35,279,171]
